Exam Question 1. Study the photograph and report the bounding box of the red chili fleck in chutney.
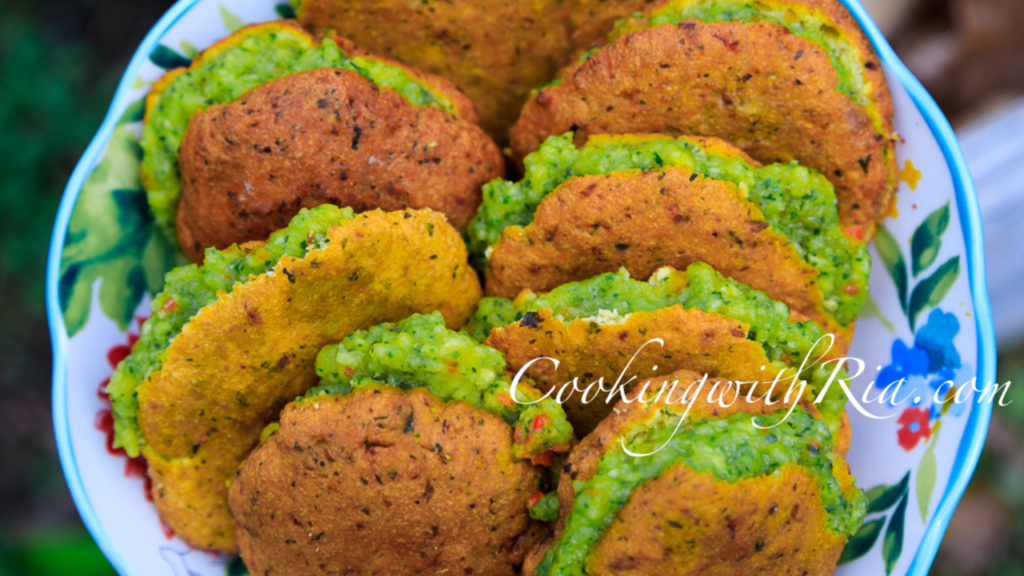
[161,297,179,314]
[532,413,550,432]
[528,491,545,508]
[531,450,557,467]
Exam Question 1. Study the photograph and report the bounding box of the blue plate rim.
[45,1,997,575]
[46,1,203,574]
[836,1,997,574]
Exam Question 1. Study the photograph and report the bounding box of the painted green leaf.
[57,262,91,334]
[909,256,960,330]
[118,98,145,126]
[911,203,950,277]
[275,3,297,18]
[866,471,910,514]
[149,44,191,70]
[874,225,908,313]
[142,227,177,295]
[58,102,181,336]
[219,5,245,33]
[838,518,885,565]
[917,440,939,522]
[883,493,909,575]
[96,226,147,327]
[178,39,199,60]
[226,556,250,576]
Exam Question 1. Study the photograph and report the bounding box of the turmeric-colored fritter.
[230,386,546,576]
[133,209,480,552]
[292,0,576,141]
[472,264,850,437]
[512,0,898,236]
[471,133,870,335]
[486,306,778,435]
[566,0,656,50]
[523,370,865,576]
[486,164,847,340]
[176,67,503,262]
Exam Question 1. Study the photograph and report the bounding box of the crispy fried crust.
[229,386,546,576]
[143,21,478,128]
[484,307,782,435]
[293,0,574,141]
[511,18,897,236]
[523,370,857,576]
[139,210,482,552]
[485,164,851,341]
[568,0,657,50]
[176,67,503,262]
[588,467,846,575]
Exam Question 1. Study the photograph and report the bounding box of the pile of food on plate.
[108,0,897,573]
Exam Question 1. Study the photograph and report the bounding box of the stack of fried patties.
[465,1,895,574]
[112,18,567,576]
[107,1,895,574]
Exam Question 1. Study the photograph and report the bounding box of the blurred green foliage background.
[1,0,1022,574]
[0,1,173,573]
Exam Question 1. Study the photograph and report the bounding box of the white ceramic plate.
[47,1,996,575]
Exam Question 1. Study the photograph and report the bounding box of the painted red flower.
[897,407,932,450]
[105,333,138,369]
[94,321,158,508]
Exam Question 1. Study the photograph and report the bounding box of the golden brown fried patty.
[229,386,546,576]
[293,0,575,141]
[523,371,857,576]
[139,210,482,552]
[484,160,851,342]
[567,0,656,50]
[586,468,845,575]
[485,307,783,435]
[511,18,897,236]
[176,67,503,263]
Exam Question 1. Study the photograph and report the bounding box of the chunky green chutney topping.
[467,133,869,325]
[534,408,866,576]
[142,25,452,246]
[529,491,561,522]
[308,312,574,460]
[463,297,517,343]
[466,263,849,425]
[610,0,884,132]
[107,204,355,457]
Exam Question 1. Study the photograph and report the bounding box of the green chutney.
[142,24,453,246]
[466,134,869,325]
[309,312,574,459]
[108,204,353,457]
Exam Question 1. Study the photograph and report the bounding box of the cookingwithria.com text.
[506,335,1008,455]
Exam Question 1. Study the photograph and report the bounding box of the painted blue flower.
[914,309,962,373]
[928,367,959,393]
[876,339,930,392]
[899,375,932,408]
[929,364,972,419]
